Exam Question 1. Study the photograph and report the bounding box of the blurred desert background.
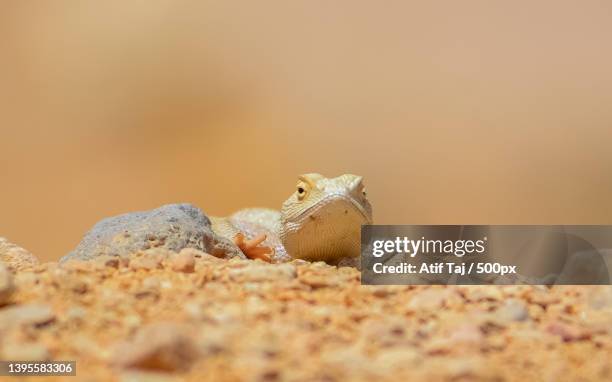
[1,1,611,262]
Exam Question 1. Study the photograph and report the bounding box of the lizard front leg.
[210,216,275,262]
[233,233,274,262]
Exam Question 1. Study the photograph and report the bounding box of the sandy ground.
[1,249,611,382]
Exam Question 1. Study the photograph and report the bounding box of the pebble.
[229,263,296,282]
[440,356,490,380]
[589,287,612,310]
[112,322,200,372]
[142,276,161,290]
[426,324,484,354]
[183,302,203,320]
[0,262,15,305]
[362,317,411,348]
[546,322,591,342]
[130,257,163,271]
[61,260,94,272]
[462,286,503,302]
[171,251,196,273]
[528,290,561,307]
[140,248,174,260]
[372,348,421,370]
[299,273,339,288]
[0,303,56,327]
[178,248,207,259]
[1,342,50,361]
[0,237,39,271]
[65,306,87,323]
[95,255,121,269]
[64,276,89,294]
[406,288,457,311]
[119,371,178,382]
[124,315,143,330]
[494,299,529,323]
[448,324,484,344]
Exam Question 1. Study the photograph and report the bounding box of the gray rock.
[62,204,243,262]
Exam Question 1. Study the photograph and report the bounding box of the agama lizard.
[210,174,373,264]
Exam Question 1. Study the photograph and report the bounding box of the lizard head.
[279,173,373,263]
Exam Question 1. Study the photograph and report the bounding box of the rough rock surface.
[0,262,14,305]
[61,204,243,262]
[0,237,39,271]
[1,249,611,381]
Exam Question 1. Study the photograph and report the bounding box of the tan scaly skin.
[210,174,373,264]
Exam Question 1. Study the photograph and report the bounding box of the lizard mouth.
[288,193,373,225]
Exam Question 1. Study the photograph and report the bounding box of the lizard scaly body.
[210,174,373,264]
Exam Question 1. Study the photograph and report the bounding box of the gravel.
[0,250,610,381]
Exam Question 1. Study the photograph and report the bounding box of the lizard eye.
[297,185,308,200]
[362,187,367,197]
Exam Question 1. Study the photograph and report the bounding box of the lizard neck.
[278,201,366,263]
